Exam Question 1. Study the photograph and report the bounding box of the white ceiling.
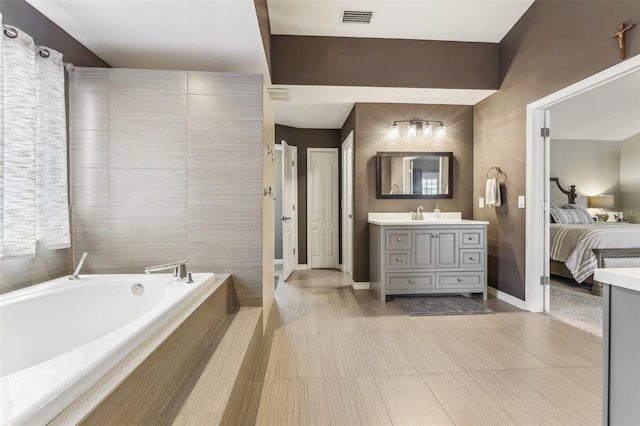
[549,69,640,141]
[268,0,534,43]
[24,0,534,129]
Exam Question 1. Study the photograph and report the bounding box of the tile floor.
[244,269,602,425]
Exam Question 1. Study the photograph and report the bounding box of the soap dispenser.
[434,204,441,219]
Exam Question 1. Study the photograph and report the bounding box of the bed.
[549,178,640,294]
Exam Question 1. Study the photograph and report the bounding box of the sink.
[368,211,464,225]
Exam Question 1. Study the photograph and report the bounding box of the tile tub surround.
[49,274,234,425]
[69,68,265,306]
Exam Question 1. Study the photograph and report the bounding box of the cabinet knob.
[468,237,473,241]
[408,279,415,284]
[396,257,402,261]
[457,278,462,282]
[435,235,439,238]
[468,257,475,261]
[396,237,402,242]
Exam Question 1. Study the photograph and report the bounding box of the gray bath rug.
[393,295,494,316]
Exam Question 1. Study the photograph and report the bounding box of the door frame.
[524,54,640,312]
[341,132,354,276]
[307,147,339,269]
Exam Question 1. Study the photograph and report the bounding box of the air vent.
[268,88,290,101]
[341,9,373,24]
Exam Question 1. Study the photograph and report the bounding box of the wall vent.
[341,10,373,24]
[268,88,290,101]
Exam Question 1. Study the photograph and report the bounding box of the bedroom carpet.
[548,284,602,337]
[393,295,494,316]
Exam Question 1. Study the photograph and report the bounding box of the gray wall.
[474,0,640,300]
[550,139,622,199]
[352,103,474,283]
[70,68,264,306]
[0,0,108,294]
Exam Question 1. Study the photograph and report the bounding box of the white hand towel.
[485,178,501,207]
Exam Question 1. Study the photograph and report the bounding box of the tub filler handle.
[69,252,88,280]
[144,260,189,281]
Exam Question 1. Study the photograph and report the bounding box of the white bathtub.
[0,272,217,425]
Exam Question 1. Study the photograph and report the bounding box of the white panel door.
[342,133,354,276]
[308,149,338,269]
[282,141,296,280]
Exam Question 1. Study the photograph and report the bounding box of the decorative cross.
[611,22,635,59]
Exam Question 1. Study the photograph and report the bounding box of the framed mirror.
[376,151,453,199]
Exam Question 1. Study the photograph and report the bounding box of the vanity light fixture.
[389,120,446,139]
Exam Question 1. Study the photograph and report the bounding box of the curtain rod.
[3,24,75,72]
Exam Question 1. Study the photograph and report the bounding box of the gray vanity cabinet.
[369,223,487,303]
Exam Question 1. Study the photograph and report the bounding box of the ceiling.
[549,69,640,141]
[25,0,535,129]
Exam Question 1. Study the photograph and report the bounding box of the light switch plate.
[479,197,484,208]
[518,195,525,208]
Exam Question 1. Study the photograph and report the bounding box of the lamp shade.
[588,195,614,209]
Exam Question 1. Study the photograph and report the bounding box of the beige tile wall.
[69,68,265,306]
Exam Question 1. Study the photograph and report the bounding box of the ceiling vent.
[341,9,373,25]
[268,88,290,101]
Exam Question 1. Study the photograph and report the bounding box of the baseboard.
[274,259,283,265]
[295,264,309,271]
[352,281,370,290]
[488,286,526,310]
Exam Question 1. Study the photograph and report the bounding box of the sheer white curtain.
[1,14,70,258]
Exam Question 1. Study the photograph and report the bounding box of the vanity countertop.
[368,212,489,226]
[594,267,640,293]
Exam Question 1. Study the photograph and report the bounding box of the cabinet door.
[412,231,435,268]
[435,230,459,268]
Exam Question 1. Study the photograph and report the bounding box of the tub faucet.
[144,260,189,281]
[412,205,424,220]
[69,252,88,280]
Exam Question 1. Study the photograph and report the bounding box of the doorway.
[525,55,640,312]
[341,132,354,277]
[307,148,339,269]
[281,141,297,281]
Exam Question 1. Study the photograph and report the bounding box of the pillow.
[564,204,595,223]
[550,206,593,224]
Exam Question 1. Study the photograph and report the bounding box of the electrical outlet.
[479,197,484,208]
[518,195,525,208]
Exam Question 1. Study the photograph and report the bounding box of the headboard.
[550,178,577,205]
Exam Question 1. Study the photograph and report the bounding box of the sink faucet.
[144,260,190,281]
[412,205,424,220]
[69,252,88,280]
[434,204,441,219]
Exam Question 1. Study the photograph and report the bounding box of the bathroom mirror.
[376,151,453,199]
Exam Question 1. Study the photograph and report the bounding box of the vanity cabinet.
[369,222,488,303]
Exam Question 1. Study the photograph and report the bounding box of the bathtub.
[0,272,217,425]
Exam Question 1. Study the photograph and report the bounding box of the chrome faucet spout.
[412,205,424,220]
[69,252,88,280]
[144,260,189,280]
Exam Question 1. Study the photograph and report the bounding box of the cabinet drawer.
[386,251,410,269]
[386,231,411,250]
[460,249,485,269]
[437,272,485,289]
[386,273,435,290]
[460,229,484,248]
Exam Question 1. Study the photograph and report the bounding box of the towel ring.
[487,166,501,179]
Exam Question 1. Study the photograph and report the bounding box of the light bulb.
[422,122,433,138]
[390,123,400,138]
[407,123,417,138]
[436,123,446,138]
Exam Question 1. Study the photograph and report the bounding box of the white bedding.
[549,223,640,283]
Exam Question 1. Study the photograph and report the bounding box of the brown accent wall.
[0,0,109,293]
[1,0,109,67]
[272,35,499,90]
[474,0,640,300]
[352,103,474,283]
[253,0,271,75]
[275,125,342,264]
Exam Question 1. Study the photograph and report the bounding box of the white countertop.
[594,268,640,293]
[368,212,489,226]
